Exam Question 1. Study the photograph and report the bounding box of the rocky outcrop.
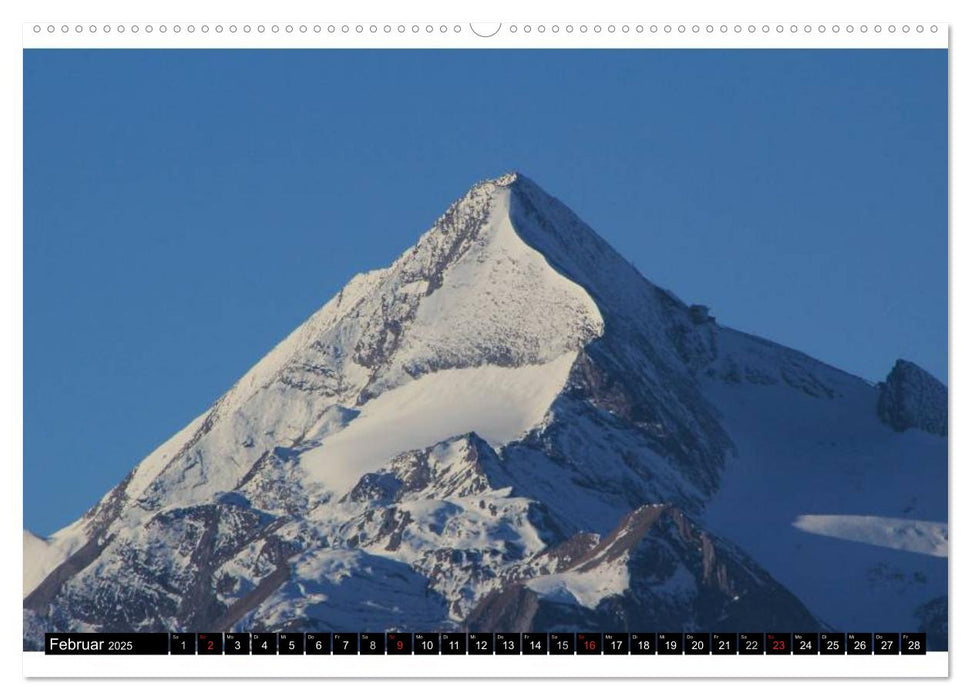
[465,505,822,633]
[877,360,947,436]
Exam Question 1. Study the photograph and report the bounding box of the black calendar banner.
[41,632,928,656]
[44,633,170,655]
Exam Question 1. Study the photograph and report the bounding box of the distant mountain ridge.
[24,173,947,649]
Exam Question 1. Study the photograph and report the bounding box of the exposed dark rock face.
[27,500,289,637]
[465,505,822,633]
[877,360,947,436]
[344,432,495,505]
[689,305,715,325]
[510,177,732,491]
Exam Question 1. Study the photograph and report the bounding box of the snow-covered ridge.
[363,178,604,395]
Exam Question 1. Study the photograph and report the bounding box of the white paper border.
[23,650,949,678]
[23,21,948,49]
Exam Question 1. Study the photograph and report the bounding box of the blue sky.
[24,49,946,535]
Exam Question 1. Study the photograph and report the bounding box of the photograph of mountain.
[23,49,947,650]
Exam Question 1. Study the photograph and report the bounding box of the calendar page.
[19,9,949,681]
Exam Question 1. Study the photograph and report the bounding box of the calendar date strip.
[43,631,928,656]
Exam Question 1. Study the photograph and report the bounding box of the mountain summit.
[24,174,947,647]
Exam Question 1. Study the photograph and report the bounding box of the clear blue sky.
[24,49,947,536]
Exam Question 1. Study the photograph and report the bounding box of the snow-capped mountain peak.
[24,173,947,648]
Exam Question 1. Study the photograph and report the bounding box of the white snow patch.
[300,351,579,496]
[525,554,630,609]
[793,515,947,558]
